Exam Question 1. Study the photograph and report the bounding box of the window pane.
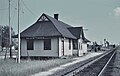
[73,40,78,50]
[27,39,34,50]
[69,39,71,50]
[44,39,51,50]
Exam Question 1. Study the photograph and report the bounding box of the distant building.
[14,13,90,57]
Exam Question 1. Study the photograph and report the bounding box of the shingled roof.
[15,13,90,42]
[68,27,84,39]
[68,27,90,42]
[83,38,91,42]
[19,13,76,39]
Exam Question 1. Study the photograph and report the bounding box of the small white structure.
[15,13,90,58]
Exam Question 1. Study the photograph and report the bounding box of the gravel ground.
[74,50,114,76]
[102,47,120,76]
[49,52,105,76]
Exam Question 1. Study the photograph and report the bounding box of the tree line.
[0,25,17,51]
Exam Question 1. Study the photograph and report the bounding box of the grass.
[0,58,75,76]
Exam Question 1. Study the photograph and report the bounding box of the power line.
[10,0,17,26]
[20,0,25,27]
[0,8,8,11]
[21,0,36,16]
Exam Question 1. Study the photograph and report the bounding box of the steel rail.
[63,49,115,76]
[97,49,116,76]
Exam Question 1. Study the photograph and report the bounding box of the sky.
[0,0,120,44]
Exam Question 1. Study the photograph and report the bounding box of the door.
[61,40,64,56]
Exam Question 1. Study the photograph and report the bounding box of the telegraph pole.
[9,0,12,58]
[18,0,20,63]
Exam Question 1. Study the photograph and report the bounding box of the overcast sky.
[0,0,120,44]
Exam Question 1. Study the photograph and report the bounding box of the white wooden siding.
[58,37,73,57]
[82,43,87,54]
[21,37,87,57]
[21,38,58,57]
[64,38,72,56]
[78,39,88,56]
[58,37,62,57]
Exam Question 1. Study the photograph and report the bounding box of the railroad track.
[63,48,117,76]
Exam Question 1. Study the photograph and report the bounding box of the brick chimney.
[54,14,59,20]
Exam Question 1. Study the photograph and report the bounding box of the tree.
[0,25,3,51]
[2,26,9,48]
[0,25,16,58]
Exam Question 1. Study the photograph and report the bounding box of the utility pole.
[18,0,20,63]
[9,0,12,58]
[0,26,1,50]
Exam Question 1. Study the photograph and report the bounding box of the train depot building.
[16,13,90,58]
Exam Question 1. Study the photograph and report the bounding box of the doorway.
[61,40,64,56]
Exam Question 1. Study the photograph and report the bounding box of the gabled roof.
[68,27,90,42]
[83,38,91,43]
[68,27,83,39]
[19,13,76,39]
[20,21,61,37]
[15,13,90,42]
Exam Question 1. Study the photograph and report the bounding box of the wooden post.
[9,0,12,58]
[18,0,20,63]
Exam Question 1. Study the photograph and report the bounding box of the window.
[44,39,51,50]
[73,40,78,49]
[27,39,34,50]
[69,39,71,50]
[39,15,49,22]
